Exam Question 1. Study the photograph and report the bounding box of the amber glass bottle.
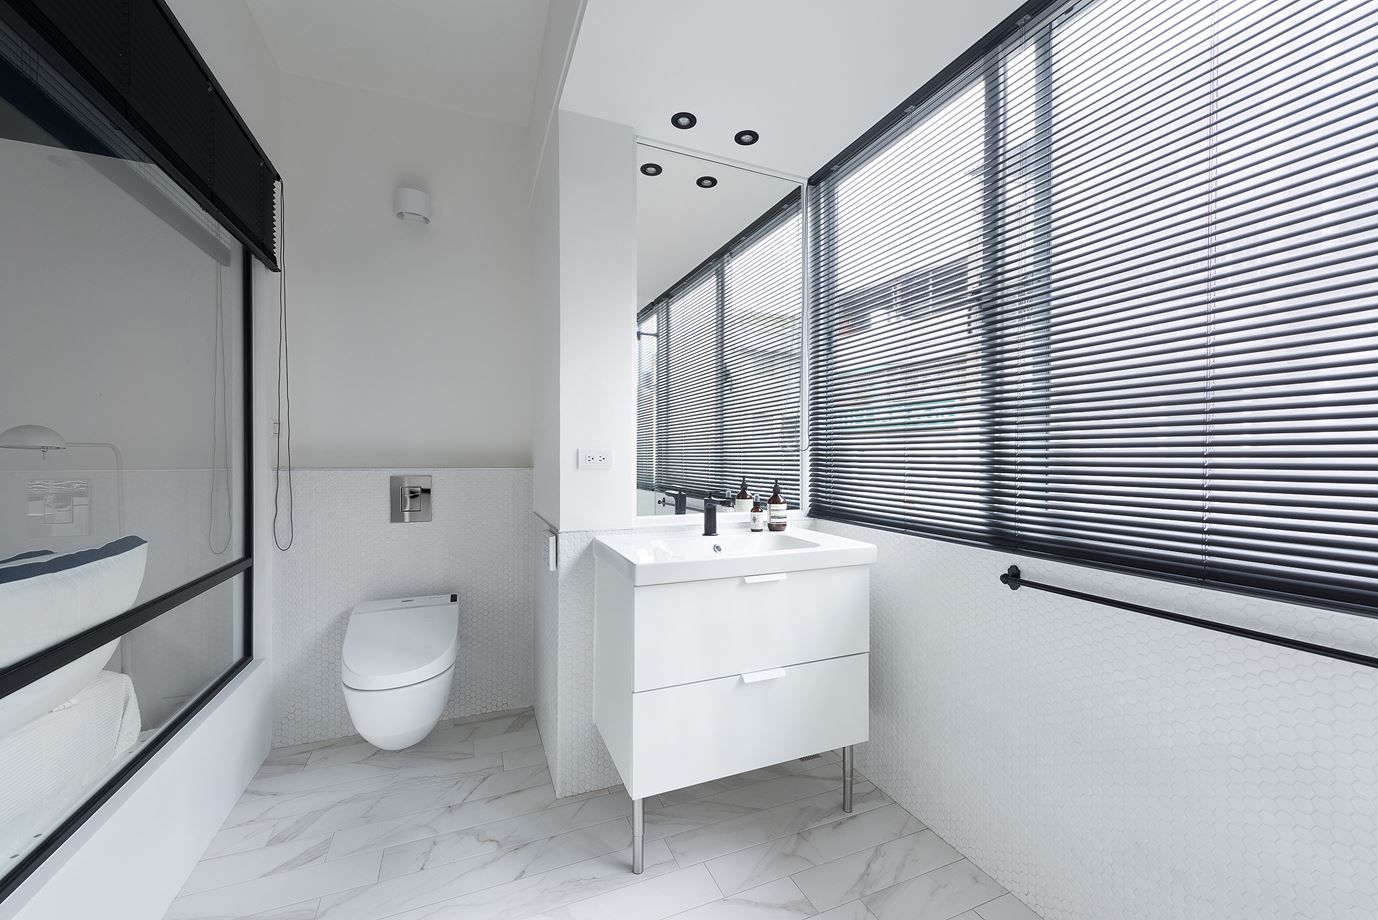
[734,477,753,512]
[767,480,787,532]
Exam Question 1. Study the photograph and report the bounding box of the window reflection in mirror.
[634,144,805,516]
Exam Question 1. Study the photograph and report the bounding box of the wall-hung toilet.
[341,594,458,750]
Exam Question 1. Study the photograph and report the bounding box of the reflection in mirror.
[635,145,805,517]
[0,20,247,874]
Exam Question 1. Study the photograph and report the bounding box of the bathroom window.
[810,0,1378,613]
[0,4,265,897]
[638,193,804,505]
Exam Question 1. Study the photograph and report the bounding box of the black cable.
[273,184,295,551]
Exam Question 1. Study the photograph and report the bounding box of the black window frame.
[808,0,1378,619]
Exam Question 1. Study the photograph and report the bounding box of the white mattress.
[0,670,141,860]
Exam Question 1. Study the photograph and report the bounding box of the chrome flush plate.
[390,474,432,523]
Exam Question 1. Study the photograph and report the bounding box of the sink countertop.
[594,527,877,586]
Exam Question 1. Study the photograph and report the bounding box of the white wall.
[528,108,637,786]
[531,115,563,526]
[278,75,535,469]
[529,109,637,532]
[526,0,586,186]
[813,519,1378,920]
[271,469,534,747]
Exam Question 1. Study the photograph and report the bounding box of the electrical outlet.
[577,448,613,470]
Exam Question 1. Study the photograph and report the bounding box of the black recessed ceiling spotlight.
[640,163,663,176]
[696,176,718,188]
[671,111,698,129]
[734,129,759,146]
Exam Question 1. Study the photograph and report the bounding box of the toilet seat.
[342,594,458,691]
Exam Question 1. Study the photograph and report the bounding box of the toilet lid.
[342,595,459,691]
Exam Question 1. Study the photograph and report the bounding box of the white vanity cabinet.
[592,528,877,872]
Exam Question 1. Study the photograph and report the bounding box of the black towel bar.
[998,565,1378,671]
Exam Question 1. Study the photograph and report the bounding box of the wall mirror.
[634,143,805,517]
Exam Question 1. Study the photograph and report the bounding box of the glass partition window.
[0,15,251,886]
[637,195,804,507]
[810,0,1378,613]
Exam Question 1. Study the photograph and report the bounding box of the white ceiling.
[562,0,1026,177]
[245,0,551,126]
[636,145,797,308]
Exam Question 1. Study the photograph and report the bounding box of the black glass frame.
[0,252,255,904]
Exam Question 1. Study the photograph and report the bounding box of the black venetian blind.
[0,0,280,268]
[639,192,803,504]
[810,0,1378,612]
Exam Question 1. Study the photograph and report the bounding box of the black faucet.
[655,491,690,515]
[703,492,719,536]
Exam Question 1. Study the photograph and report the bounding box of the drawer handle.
[743,573,788,584]
[740,668,788,684]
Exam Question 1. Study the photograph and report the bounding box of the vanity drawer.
[632,564,869,691]
[628,652,868,798]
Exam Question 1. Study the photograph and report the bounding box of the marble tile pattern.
[168,708,1042,920]
[273,469,535,747]
[812,519,1378,920]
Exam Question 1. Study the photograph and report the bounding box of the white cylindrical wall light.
[394,186,431,224]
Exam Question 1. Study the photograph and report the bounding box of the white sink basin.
[594,528,877,586]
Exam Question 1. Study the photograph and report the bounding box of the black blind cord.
[273,184,295,551]
[209,256,232,554]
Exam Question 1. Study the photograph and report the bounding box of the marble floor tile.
[645,798,769,840]
[326,783,560,858]
[667,783,889,866]
[450,706,536,734]
[180,834,332,896]
[472,726,543,755]
[862,859,1006,920]
[267,763,552,844]
[377,792,631,878]
[246,762,397,796]
[536,863,722,920]
[657,754,840,808]
[238,899,319,920]
[706,803,926,896]
[313,817,632,918]
[265,735,363,765]
[791,829,963,911]
[503,744,547,771]
[974,893,1043,920]
[171,713,1041,920]
[812,900,875,920]
[165,851,381,920]
[223,775,405,828]
[202,820,275,859]
[378,815,630,885]
[317,839,678,920]
[665,877,818,920]
[700,765,850,812]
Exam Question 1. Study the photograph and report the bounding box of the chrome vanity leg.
[842,745,855,813]
[632,798,644,874]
